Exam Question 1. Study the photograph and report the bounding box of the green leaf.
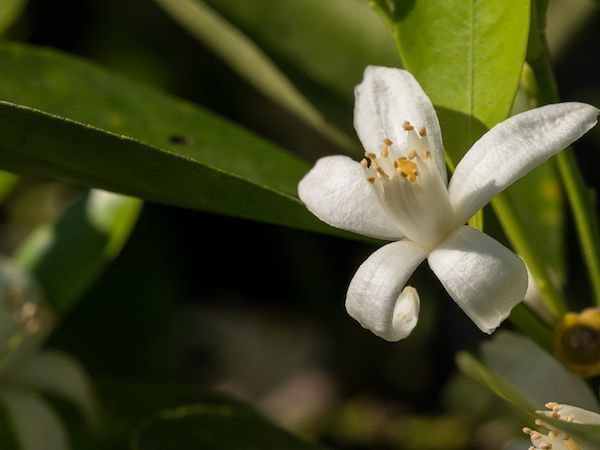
[154,0,355,153]
[133,403,327,450]
[393,0,530,159]
[0,43,345,238]
[0,0,27,35]
[12,190,142,314]
[200,0,399,136]
[455,351,533,414]
[0,171,18,204]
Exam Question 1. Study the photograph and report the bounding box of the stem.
[492,193,567,317]
[528,20,600,306]
[509,303,553,352]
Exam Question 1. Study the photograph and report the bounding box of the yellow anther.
[381,146,389,158]
[407,150,417,159]
[418,127,427,137]
[523,427,533,435]
[540,443,552,449]
[546,402,559,409]
[384,138,393,146]
[360,158,369,167]
[402,121,414,131]
[367,176,375,183]
[366,152,377,159]
[396,158,418,182]
[424,150,431,160]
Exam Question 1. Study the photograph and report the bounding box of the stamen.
[523,427,533,435]
[366,152,377,159]
[360,158,369,168]
[376,167,389,179]
[381,146,389,158]
[424,151,431,160]
[407,150,417,160]
[384,138,393,146]
[418,127,427,137]
[367,176,375,183]
[402,121,414,131]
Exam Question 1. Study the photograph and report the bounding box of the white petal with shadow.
[428,226,527,334]
[298,155,401,239]
[346,240,426,341]
[449,103,599,223]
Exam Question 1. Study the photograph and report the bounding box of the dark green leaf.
[0,43,345,238]
[200,0,399,138]
[12,190,142,314]
[154,0,356,152]
[0,171,18,203]
[0,0,27,35]
[133,403,327,450]
[455,351,533,414]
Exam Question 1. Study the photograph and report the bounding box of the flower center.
[524,404,578,450]
[522,402,600,450]
[359,121,454,249]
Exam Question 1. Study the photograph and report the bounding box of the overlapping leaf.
[0,43,344,238]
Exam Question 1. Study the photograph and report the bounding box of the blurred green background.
[0,0,599,449]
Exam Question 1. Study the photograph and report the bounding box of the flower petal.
[354,66,447,183]
[428,226,527,334]
[346,240,426,341]
[3,350,99,429]
[298,155,402,239]
[449,103,599,223]
[0,388,69,450]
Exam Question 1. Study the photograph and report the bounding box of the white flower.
[524,402,600,450]
[0,258,97,450]
[298,66,599,341]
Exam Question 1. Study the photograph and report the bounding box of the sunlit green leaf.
[0,44,349,238]
[392,0,529,159]
[133,403,327,450]
[12,190,142,314]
